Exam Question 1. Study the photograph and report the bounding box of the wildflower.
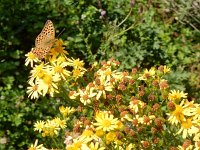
[106,132,116,144]
[79,129,99,143]
[94,78,113,100]
[168,90,188,102]
[49,39,68,60]
[72,68,85,80]
[93,111,118,132]
[163,65,171,74]
[88,142,105,150]
[50,60,71,80]
[34,120,45,133]
[167,101,185,125]
[28,139,47,150]
[27,82,42,99]
[59,106,76,117]
[38,73,60,96]
[182,101,199,118]
[138,68,155,80]
[29,62,45,79]
[25,51,39,67]
[53,117,66,129]
[78,88,96,105]
[68,58,86,70]
[66,139,84,150]
[177,118,199,139]
[42,120,60,137]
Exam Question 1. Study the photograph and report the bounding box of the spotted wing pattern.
[31,20,55,59]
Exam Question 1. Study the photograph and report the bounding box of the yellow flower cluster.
[167,90,200,149]
[25,39,86,99]
[69,60,130,105]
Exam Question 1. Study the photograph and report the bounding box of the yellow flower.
[29,62,45,79]
[106,132,116,144]
[94,78,113,100]
[72,68,85,80]
[59,106,75,117]
[177,118,199,139]
[28,139,47,150]
[168,101,185,125]
[168,90,188,102]
[27,82,42,99]
[138,67,155,80]
[78,88,96,105]
[95,129,104,137]
[79,129,99,143]
[66,139,83,150]
[88,142,105,150]
[34,120,45,133]
[50,61,71,80]
[163,65,170,74]
[68,58,86,70]
[25,51,39,67]
[38,73,60,96]
[53,117,66,129]
[93,111,118,132]
[42,120,60,137]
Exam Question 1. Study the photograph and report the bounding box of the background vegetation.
[0,0,199,149]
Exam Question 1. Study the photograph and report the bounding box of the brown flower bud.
[154,118,163,127]
[152,80,159,87]
[159,80,169,90]
[167,101,175,111]
[152,103,160,111]
[129,129,136,137]
[153,137,159,144]
[143,116,150,124]
[118,83,126,91]
[116,95,122,101]
[151,127,157,134]
[124,126,130,134]
[169,147,178,150]
[132,68,138,74]
[132,118,138,126]
[182,139,191,149]
[142,141,150,149]
[148,94,155,101]
[158,65,164,72]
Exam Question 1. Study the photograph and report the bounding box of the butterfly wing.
[32,20,55,59]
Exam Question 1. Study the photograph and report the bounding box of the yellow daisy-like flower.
[38,73,60,96]
[27,82,42,99]
[34,120,45,133]
[79,129,99,143]
[53,117,66,129]
[59,106,75,117]
[168,90,188,102]
[50,60,71,80]
[163,65,171,74]
[88,142,105,150]
[168,101,185,125]
[105,132,116,144]
[66,139,83,150]
[78,88,96,105]
[177,118,199,139]
[68,58,86,70]
[93,111,118,132]
[28,139,47,150]
[138,67,155,80]
[94,78,113,100]
[25,51,39,67]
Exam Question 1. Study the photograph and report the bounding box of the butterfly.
[31,20,55,59]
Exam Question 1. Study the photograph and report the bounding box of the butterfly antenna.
[57,28,66,38]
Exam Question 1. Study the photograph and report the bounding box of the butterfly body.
[31,20,55,59]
